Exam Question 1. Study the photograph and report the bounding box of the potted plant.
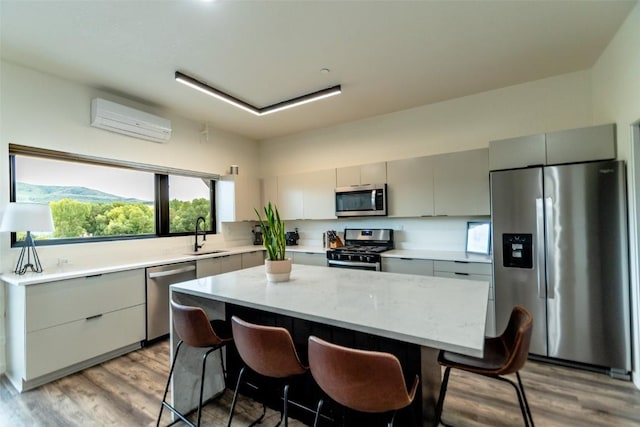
[255,202,291,282]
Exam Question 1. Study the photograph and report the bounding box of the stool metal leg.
[517,372,535,427]
[196,347,218,427]
[227,366,246,427]
[157,340,185,427]
[313,399,324,427]
[433,366,451,427]
[158,341,224,427]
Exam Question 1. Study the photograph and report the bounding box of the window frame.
[8,144,219,246]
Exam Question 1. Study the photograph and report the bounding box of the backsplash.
[228,216,491,251]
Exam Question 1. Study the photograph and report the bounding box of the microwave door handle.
[371,190,376,210]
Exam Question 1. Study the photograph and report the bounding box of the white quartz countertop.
[285,246,491,263]
[383,249,491,263]
[171,264,489,357]
[0,245,266,286]
[1,244,491,286]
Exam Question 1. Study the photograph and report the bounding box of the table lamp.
[0,202,55,274]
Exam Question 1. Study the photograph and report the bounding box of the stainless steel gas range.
[326,228,394,271]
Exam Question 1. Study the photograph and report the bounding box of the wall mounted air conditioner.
[90,98,172,143]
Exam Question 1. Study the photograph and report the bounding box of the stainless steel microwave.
[335,184,387,217]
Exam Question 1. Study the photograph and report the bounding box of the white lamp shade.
[0,203,55,232]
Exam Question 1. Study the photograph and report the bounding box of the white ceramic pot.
[264,258,292,282]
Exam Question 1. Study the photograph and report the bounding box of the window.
[155,174,215,236]
[9,145,218,245]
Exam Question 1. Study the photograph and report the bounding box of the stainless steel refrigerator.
[490,160,631,377]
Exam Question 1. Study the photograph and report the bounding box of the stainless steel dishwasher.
[146,261,197,341]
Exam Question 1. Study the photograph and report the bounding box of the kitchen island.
[170,264,489,426]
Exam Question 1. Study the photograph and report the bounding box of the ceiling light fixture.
[175,71,341,116]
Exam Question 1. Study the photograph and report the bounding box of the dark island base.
[225,304,424,426]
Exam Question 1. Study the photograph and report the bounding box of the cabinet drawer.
[220,254,242,273]
[25,304,145,380]
[383,258,434,276]
[433,260,491,275]
[197,258,221,278]
[26,269,145,332]
[241,251,265,269]
[293,252,326,267]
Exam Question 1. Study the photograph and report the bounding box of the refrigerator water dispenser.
[502,234,532,268]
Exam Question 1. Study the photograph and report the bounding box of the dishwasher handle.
[147,265,196,279]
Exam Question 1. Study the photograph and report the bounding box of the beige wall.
[591,2,640,388]
[0,60,261,270]
[259,70,593,177]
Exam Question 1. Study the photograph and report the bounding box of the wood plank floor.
[1,339,639,426]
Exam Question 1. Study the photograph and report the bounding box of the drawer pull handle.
[454,261,469,264]
[400,257,414,260]
[455,272,470,276]
[147,265,196,278]
[86,274,103,278]
[86,314,103,321]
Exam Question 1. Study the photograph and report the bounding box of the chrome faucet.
[195,216,207,252]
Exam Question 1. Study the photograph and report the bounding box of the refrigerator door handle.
[544,196,555,299]
[535,198,546,299]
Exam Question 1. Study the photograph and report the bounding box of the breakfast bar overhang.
[169,264,489,426]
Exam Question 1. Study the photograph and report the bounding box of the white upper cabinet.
[336,162,386,186]
[217,174,261,222]
[277,169,336,220]
[387,156,434,217]
[433,148,490,216]
[489,123,615,171]
[261,176,278,209]
[302,169,336,219]
[277,174,304,220]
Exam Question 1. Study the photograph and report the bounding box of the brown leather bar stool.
[308,336,419,427]
[157,300,232,427]
[227,316,308,427]
[434,305,534,427]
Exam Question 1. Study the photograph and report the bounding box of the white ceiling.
[0,1,636,141]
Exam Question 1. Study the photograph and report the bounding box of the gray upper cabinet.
[336,162,386,186]
[489,123,615,171]
[433,149,490,216]
[387,149,489,217]
[387,156,434,217]
[489,134,546,171]
[546,123,615,165]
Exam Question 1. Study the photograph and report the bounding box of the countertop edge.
[1,245,492,286]
[0,245,266,286]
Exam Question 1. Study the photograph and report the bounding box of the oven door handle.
[327,259,379,269]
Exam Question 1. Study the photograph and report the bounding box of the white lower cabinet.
[287,251,327,266]
[197,254,243,278]
[220,254,242,273]
[382,258,434,275]
[433,261,495,336]
[5,269,145,391]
